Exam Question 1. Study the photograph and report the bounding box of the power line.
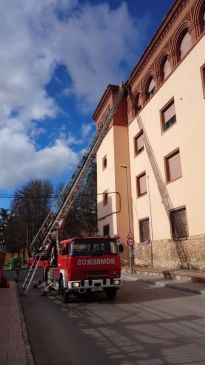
[0,192,98,199]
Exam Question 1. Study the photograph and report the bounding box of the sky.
[0,0,174,209]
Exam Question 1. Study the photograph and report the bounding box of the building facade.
[93,0,205,270]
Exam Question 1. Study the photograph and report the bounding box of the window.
[102,155,107,170]
[203,10,205,31]
[137,172,147,196]
[201,64,205,97]
[103,191,108,206]
[134,130,144,155]
[134,93,142,114]
[146,78,155,100]
[199,4,205,34]
[178,31,192,60]
[139,218,150,243]
[103,224,110,237]
[170,207,188,239]
[161,99,176,131]
[165,149,182,183]
[161,57,171,81]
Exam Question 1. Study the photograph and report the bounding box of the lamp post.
[120,165,134,274]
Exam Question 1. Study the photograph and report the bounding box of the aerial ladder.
[20,83,126,294]
[137,115,190,268]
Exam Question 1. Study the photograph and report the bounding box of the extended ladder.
[21,83,126,294]
[137,115,190,268]
[20,254,43,294]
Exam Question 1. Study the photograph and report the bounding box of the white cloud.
[56,2,145,110]
[81,123,94,139]
[0,0,147,190]
[0,128,78,189]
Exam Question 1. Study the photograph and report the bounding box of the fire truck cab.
[46,236,123,302]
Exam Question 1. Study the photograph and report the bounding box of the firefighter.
[119,81,125,95]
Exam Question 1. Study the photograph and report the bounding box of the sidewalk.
[122,269,205,295]
[0,281,34,365]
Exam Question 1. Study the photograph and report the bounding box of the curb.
[122,274,205,295]
[15,283,35,365]
[165,283,204,295]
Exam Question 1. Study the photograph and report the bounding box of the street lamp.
[120,165,134,274]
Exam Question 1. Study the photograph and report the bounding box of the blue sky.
[0,0,174,209]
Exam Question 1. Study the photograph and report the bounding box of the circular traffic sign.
[127,238,134,246]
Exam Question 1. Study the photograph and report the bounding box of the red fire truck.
[44,236,123,302]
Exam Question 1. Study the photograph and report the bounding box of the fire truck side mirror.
[118,243,124,253]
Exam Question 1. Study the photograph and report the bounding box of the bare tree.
[10,179,53,254]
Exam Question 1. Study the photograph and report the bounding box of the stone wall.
[134,235,205,270]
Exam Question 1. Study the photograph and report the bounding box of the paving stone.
[0,281,34,365]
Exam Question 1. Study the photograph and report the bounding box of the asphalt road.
[18,272,205,365]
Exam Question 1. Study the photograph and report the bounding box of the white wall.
[129,35,205,241]
[97,128,117,236]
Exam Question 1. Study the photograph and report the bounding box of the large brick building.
[93,0,205,270]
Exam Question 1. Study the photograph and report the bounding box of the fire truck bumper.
[67,278,121,293]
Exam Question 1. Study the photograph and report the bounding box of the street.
[18,273,205,365]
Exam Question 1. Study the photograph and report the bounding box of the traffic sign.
[127,238,134,246]
[127,231,134,239]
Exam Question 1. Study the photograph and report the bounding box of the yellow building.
[93,0,205,270]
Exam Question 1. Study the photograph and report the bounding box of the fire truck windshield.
[70,239,118,257]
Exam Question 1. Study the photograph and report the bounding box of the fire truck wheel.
[105,288,117,300]
[59,277,70,303]
[63,291,70,303]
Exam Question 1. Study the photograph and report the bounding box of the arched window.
[134,93,142,114]
[146,78,155,100]
[195,1,205,36]
[178,31,192,60]
[201,9,205,32]
[162,58,171,81]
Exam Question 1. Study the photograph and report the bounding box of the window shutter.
[170,208,188,239]
[140,219,150,242]
[136,133,144,153]
[164,102,176,123]
[168,152,182,181]
[103,224,110,237]
[138,174,147,195]
[103,191,108,205]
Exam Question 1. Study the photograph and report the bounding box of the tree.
[0,208,11,232]
[10,179,53,254]
[0,208,12,245]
